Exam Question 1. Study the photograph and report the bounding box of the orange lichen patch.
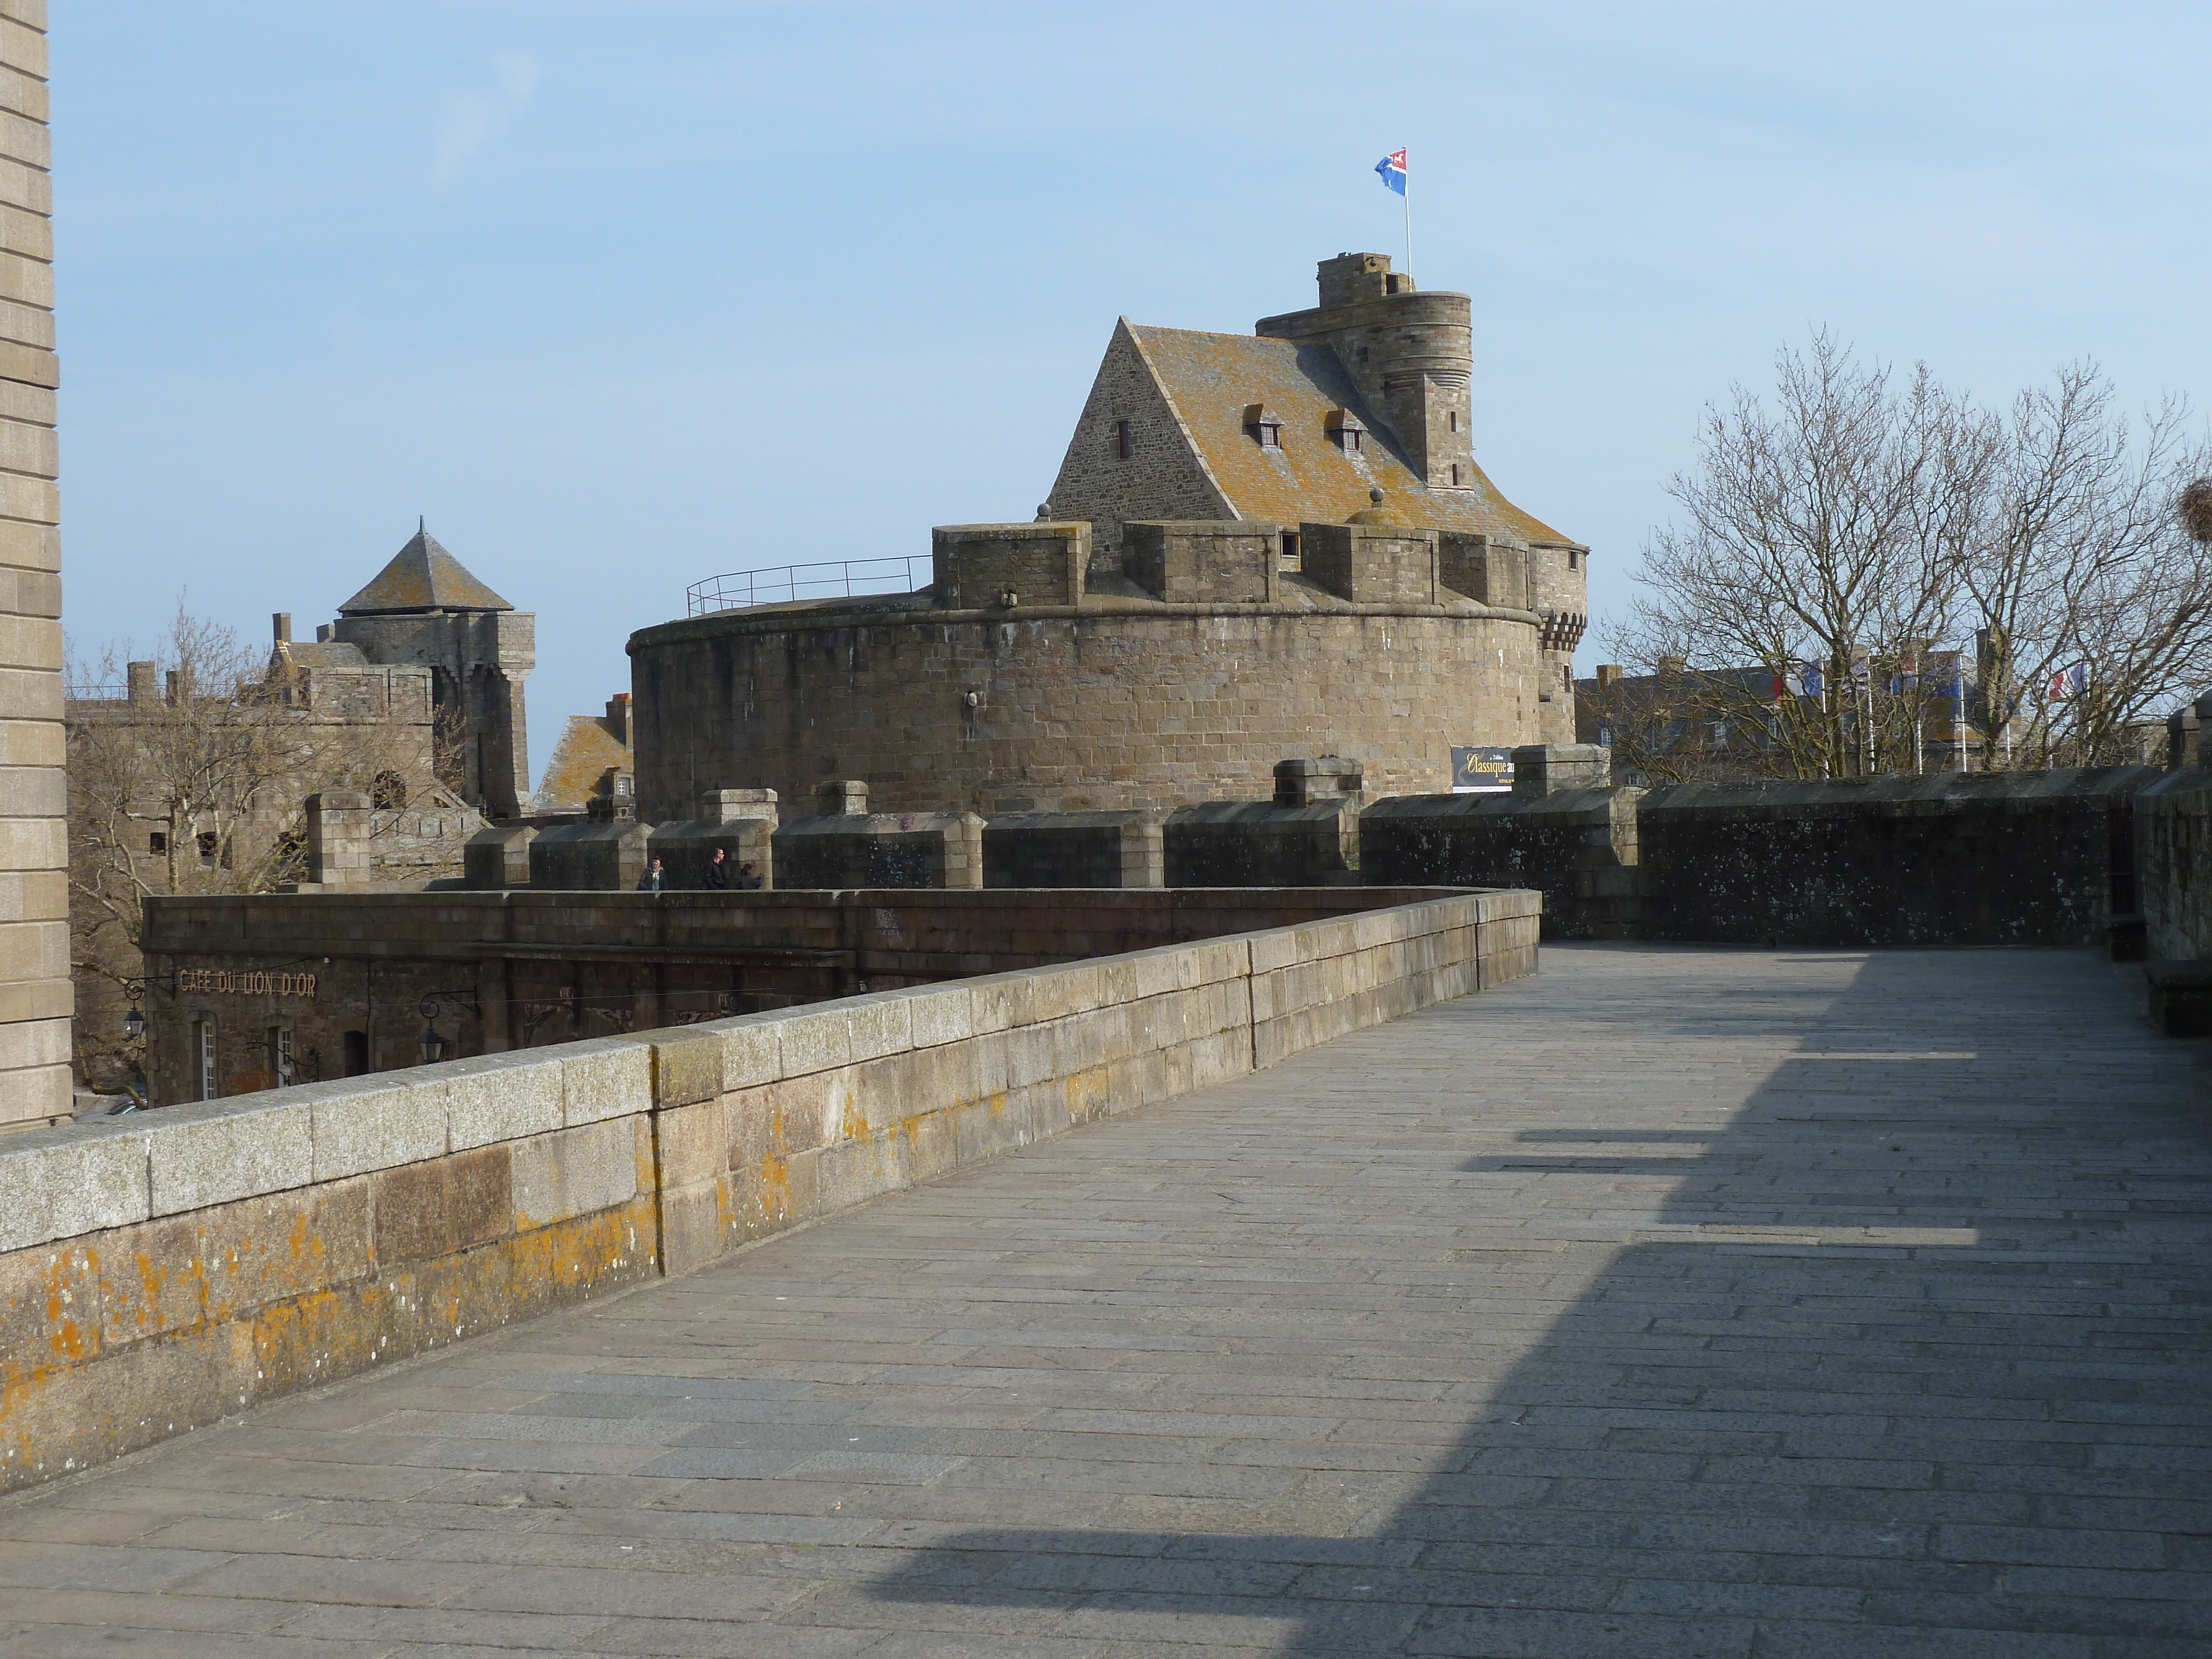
[1128,324,1577,547]
[535,715,633,813]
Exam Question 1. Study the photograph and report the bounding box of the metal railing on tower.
[685,557,932,618]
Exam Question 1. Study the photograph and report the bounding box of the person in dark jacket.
[737,862,764,890]
[638,858,664,894]
[703,847,729,889]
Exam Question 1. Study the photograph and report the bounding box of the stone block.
[559,1036,652,1127]
[0,1235,98,1372]
[753,1066,855,1154]
[442,1052,563,1151]
[147,1093,315,1216]
[649,1029,723,1107]
[653,1097,724,1191]
[658,1180,723,1275]
[716,1014,784,1090]
[308,1075,448,1183]
[895,982,974,1049]
[510,1119,639,1230]
[0,1118,150,1251]
[842,990,913,1063]
[368,1144,512,1265]
[813,1131,909,1213]
[778,1005,853,1077]
[852,1041,975,1135]
[905,1107,958,1181]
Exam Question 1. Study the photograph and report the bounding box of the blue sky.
[54,2,2212,785]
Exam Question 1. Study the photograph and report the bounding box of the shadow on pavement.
[862,948,2212,1655]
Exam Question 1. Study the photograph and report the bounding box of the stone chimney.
[272,612,291,644]
[126,660,155,704]
[604,692,634,748]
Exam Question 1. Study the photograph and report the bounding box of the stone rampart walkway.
[2,943,2207,1657]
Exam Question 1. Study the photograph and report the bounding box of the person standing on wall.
[638,858,664,893]
[703,847,729,890]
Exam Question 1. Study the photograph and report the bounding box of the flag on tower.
[1375,149,1407,195]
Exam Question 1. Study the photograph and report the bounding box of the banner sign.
[1451,746,1514,794]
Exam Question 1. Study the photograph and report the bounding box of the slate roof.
[534,714,633,813]
[338,522,514,615]
[1127,325,1577,547]
[273,640,371,671]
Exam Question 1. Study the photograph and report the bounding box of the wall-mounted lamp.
[416,989,481,1067]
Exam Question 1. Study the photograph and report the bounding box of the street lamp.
[415,990,479,1066]
[122,1005,147,1044]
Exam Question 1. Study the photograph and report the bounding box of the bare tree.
[67,602,453,1095]
[1607,337,2212,779]
[1956,367,2212,766]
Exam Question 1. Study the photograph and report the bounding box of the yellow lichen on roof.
[1128,326,1577,546]
[534,716,632,813]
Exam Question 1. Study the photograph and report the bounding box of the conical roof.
[337,520,514,615]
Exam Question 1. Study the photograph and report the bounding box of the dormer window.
[1325,408,1365,455]
[1244,403,1282,449]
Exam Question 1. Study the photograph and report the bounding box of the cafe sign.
[176,969,319,998]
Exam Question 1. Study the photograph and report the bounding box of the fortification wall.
[2136,767,2212,961]
[3,889,1539,1491]
[0,6,62,1126]
[630,603,1544,821]
[1634,768,2158,948]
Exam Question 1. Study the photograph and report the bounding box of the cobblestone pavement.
[3,943,2208,1657]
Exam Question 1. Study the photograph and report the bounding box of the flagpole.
[1403,154,1412,275]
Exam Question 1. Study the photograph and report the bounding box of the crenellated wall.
[0,888,1539,1491]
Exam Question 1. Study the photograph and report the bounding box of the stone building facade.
[316,522,534,817]
[0,5,60,1127]
[629,255,1588,822]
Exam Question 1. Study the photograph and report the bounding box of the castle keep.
[629,255,1589,820]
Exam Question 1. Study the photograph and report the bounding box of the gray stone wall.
[773,810,985,890]
[630,605,1549,822]
[0,3,60,1127]
[982,810,1162,889]
[1164,798,1360,887]
[931,523,1088,610]
[1362,765,1641,941]
[1044,319,1234,581]
[1122,521,1276,604]
[1302,524,1440,605]
[332,610,533,817]
[2135,766,2212,961]
[1635,769,2158,947]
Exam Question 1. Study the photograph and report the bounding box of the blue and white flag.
[1375,148,1407,195]
[1797,661,1824,700]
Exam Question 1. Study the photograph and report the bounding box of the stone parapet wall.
[983,810,1163,888]
[135,886,1480,1098]
[1164,799,1361,888]
[774,810,985,890]
[1362,785,1642,940]
[1635,768,2159,948]
[2,887,1539,1491]
[2135,768,2212,962]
